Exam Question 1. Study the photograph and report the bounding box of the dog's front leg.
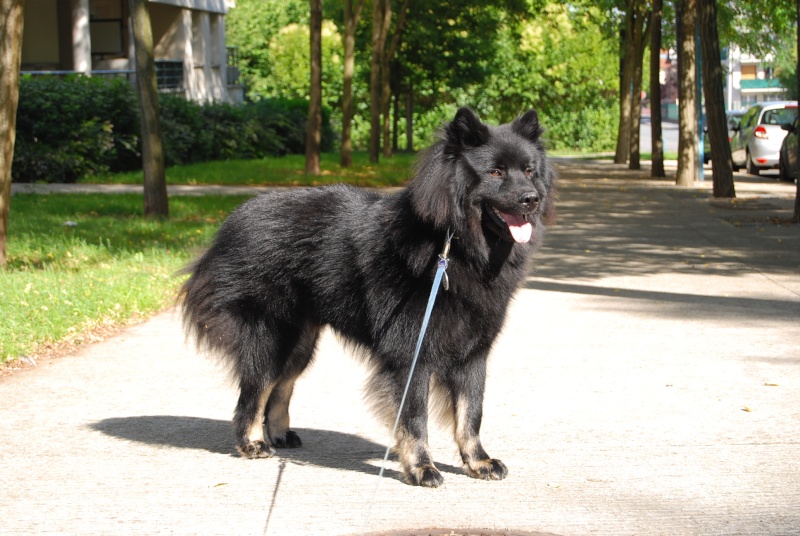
[447,357,508,481]
[373,363,443,487]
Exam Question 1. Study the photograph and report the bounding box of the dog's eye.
[525,167,533,177]
[489,169,503,178]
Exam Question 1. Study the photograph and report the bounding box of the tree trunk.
[369,0,386,163]
[697,0,735,198]
[615,8,635,164]
[131,0,168,218]
[650,0,665,177]
[340,0,362,168]
[380,0,409,159]
[0,0,25,267]
[793,0,800,222]
[392,92,399,151]
[305,0,323,175]
[676,0,698,187]
[629,5,650,171]
[406,89,413,151]
[380,0,392,158]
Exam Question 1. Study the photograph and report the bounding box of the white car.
[730,101,798,175]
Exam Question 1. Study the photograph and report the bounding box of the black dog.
[180,107,555,487]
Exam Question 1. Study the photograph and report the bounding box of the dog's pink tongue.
[501,212,532,243]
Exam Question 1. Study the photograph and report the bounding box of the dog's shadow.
[90,416,462,481]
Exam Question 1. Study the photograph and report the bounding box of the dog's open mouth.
[485,205,533,243]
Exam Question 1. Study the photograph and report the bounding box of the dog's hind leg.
[233,318,317,458]
[370,362,443,487]
[265,322,319,449]
[235,379,277,458]
[443,356,508,481]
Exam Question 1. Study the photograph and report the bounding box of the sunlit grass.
[3,151,423,364]
[1,194,250,363]
[88,152,417,188]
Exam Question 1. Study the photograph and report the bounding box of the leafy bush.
[13,76,140,182]
[541,107,619,153]
[13,76,333,183]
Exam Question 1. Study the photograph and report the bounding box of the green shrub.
[13,75,140,182]
[541,106,619,153]
[13,77,333,183]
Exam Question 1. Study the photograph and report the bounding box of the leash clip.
[438,255,449,291]
[438,228,454,291]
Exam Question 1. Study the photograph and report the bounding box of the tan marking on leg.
[266,377,296,440]
[453,394,507,480]
[245,384,274,444]
[454,393,478,458]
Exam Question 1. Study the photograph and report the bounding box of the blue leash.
[363,229,454,527]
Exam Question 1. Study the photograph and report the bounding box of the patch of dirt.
[359,531,559,536]
[720,215,797,227]
[708,197,785,211]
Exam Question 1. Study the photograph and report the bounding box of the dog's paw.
[404,464,444,488]
[271,430,302,449]
[237,440,275,459]
[464,458,508,481]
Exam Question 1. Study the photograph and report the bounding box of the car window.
[761,107,798,126]
[727,115,742,130]
[742,108,758,129]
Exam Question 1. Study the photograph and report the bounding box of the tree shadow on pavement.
[90,416,463,481]
[525,279,800,321]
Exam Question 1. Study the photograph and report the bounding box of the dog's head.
[410,107,555,244]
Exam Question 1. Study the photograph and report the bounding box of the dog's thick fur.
[180,107,555,487]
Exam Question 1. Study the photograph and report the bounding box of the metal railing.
[22,63,185,95]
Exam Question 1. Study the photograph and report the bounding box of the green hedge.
[12,76,334,183]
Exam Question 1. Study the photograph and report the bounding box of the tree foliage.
[226,0,620,153]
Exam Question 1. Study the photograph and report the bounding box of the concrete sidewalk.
[2,159,799,535]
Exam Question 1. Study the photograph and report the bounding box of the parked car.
[703,109,747,164]
[779,114,799,182]
[730,101,798,175]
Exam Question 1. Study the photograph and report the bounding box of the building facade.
[725,46,787,111]
[20,0,242,103]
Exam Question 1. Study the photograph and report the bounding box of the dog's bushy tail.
[178,254,232,359]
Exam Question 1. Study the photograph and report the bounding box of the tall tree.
[675,0,698,186]
[697,0,735,197]
[650,0,666,177]
[380,0,409,158]
[305,0,323,175]
[369,0,387,163]
[628,1,650,170]
[0,0,24,266]
[615,7,636,164]
[340,0,363,168]
[131,0,168,218]
[794,0,800,222]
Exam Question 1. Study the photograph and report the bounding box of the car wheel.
[746,151,760,176]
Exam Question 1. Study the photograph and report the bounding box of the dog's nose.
[519,191,540,206]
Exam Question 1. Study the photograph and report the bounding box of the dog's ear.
[445,107,490,152]
[512,109,543,143]
[408,145,466,231]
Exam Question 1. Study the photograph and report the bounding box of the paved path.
[2,160,799,535]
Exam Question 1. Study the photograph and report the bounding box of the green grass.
[1,194,250,363]
[88,152,418,187]
[2,151,425,365]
